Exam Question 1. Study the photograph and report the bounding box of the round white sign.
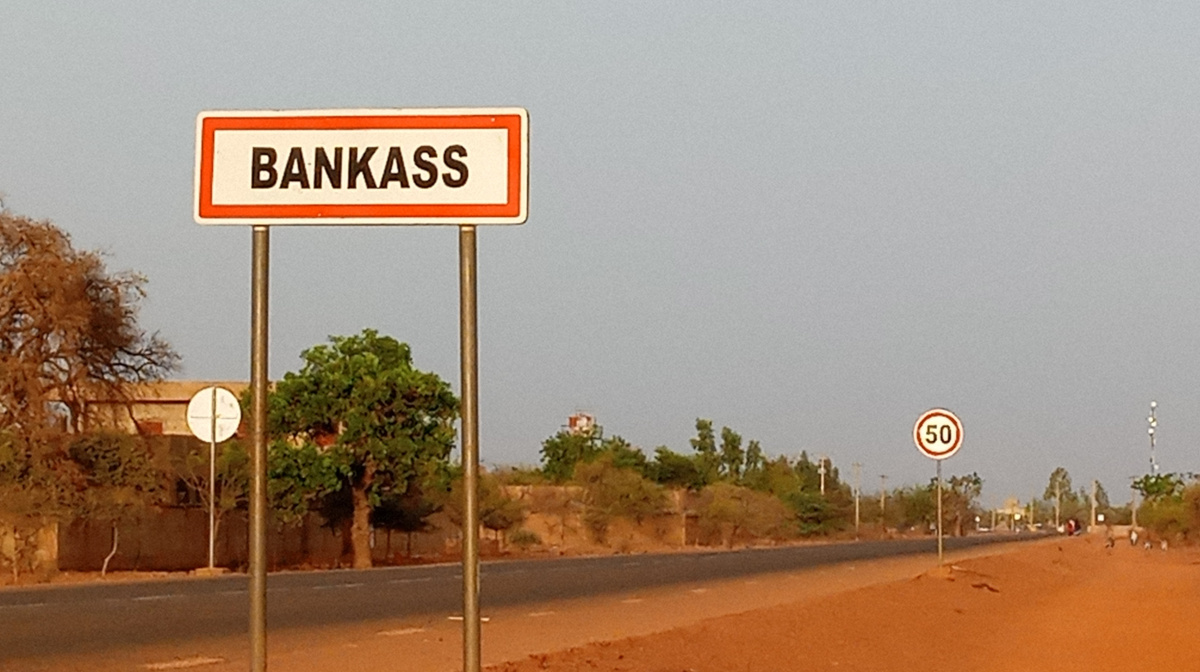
[913,408,963,460]
[187,386,242,443]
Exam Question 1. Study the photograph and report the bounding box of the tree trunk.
[212,514,222,567]
[9,524,18,582]
[101,521,119,577]
[350,482,373,569]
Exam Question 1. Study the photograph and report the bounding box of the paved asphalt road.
[1,534,1040,662]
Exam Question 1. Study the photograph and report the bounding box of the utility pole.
[1090,480,1097,530]
[1055,481,1061,529]
[1131,479,1139,529]
[852,462,861,538]
[1148,401,1159,474]
[879,474,888,519]
[818,455,827,496]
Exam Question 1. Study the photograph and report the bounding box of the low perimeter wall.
[58,508,458,572]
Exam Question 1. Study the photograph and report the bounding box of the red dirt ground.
[488,536,1200,672]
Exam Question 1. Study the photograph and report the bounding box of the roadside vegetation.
[3,206,1198,583]
[0,209,178,580]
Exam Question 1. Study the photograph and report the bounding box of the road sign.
[187,386,242,443]
[913,408,963,460]
[194,108,529,226]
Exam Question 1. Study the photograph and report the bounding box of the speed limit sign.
[913,408,963,460]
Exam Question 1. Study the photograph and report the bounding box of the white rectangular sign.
[194,108,528,225]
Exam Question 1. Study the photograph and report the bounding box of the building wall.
[58,510,459,572]
[81,380,249,436]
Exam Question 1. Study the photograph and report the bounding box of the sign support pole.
[459,225,481,672]
[249,226,270,672]
[209,387,217,570]
[936,460,944,565]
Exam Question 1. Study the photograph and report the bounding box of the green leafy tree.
[372,488,441,558]
[743,455,799,496]
[690,419,719,484]
[600,436,649,476]
[697,482,792,547]
[894,483,937,531]
[266,441,345,523]
[1138,481,1200,542]
[268,329,458,569]
[540,428,602,483]
[646,446,706,490]
[719,426,744,480]
[743,440,764,482]
[0,432,79,580]
[942,472,983,536]
[439,471,527,550]
[1133,473,1186,502]
[793,452,821,492]
[783,489,841,536]
[1043,467,1081,524]
[573,454,667,543]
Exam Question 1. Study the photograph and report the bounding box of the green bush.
[1140,483,1200,542]
[507,528,542,550]
[573,454,667,544]
[697,482,794,547]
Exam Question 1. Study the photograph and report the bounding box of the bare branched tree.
[0,212,179,442]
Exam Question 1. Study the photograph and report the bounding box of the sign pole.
[209,387,217,570]
[459,225,481,672]
[913,408,960,567]
[249,226,270,672]
[936,459,944,565]
[186,385,240,572]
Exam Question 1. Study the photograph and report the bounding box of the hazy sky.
[3,3,1199,506]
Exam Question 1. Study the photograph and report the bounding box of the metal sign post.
[209,387,217,569]
[249,226,270,672]
[936,460,943,563]
[459,225,481,672]
[913,408,963,566]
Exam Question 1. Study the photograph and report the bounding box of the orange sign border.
[195,110,526,224]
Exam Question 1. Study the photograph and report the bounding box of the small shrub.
[507,528,542,550]
[583,508,611,544]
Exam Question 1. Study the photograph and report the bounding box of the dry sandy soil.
[488,536,1200,672]
[16,535,1200,672]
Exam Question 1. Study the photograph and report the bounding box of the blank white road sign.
[194,108,528,226]
[187,387,243,443]
[913,408,963,460]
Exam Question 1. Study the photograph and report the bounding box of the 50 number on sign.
[924,424,955,445]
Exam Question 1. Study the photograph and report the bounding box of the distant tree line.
[536,417,988,543]
[0,206,1011,582]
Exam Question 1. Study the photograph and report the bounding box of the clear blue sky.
[3,3,1198,506]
